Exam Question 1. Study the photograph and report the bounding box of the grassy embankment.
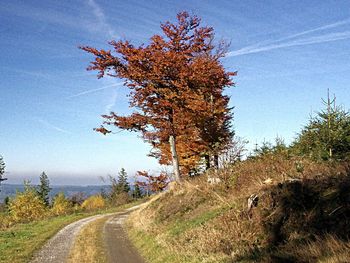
[0,202,140,263]
[127,154,350,262]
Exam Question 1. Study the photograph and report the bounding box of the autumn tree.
[136,171,169,195]
[51,193,73,215]
[81,12,235,180]
[9,182,47,223]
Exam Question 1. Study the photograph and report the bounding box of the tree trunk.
[205,154,210,170]
[214,154,219,168]
[169,135,181,181]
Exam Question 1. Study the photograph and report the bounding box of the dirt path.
[30,214,109,263]
[30,205,145,263]
[104,210,145,263]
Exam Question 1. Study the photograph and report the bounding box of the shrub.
[0,213,12,229]
[9,187,47,223]
[110,192,131,206]
[81,195,105,211]
[51,192,73,216]
[69,192,86,206]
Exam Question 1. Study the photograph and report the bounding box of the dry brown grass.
[127,154,350,262]
[68,216,109,263]
[279,234,350,262]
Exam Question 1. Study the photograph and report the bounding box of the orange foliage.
[136,171,169,193]
[81,12,235,176]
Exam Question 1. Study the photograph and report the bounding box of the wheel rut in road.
[104,211,145,263]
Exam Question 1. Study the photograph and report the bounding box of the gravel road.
[30,205,145,263]
[30,214,109,263]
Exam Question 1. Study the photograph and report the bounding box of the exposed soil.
[104,211,145,263]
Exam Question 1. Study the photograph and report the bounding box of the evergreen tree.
[251,137,288,158]
[117,168,130,193]
[292,94,350,161]
[0,155,6,185]
[132,183,142,199]
[4,196,10,211]
[4,196,10,207]
[37,172,51,206]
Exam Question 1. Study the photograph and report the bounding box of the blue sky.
[1,0,350,184]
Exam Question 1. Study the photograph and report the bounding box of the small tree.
[51,193,73,216]
[69,192,86,206]
[105,169,131,205]
[249,137,288,159]
[132,183,142,199]
[117,168,130,193]
[81,195,105,211]
[0,156,7,189]
[9,183,46,223]
[292,94,350,161]
[37,172,51,206]
[4,196,10,210]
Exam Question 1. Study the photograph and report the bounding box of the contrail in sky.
[68,83,123,98]
[227,18,350,57]
[104,89,118,113]
[87,0,117,38]
[37,118,71,134]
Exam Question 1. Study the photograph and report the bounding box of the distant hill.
[0,184,111,202]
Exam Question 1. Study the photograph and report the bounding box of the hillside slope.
[127,155,350,262]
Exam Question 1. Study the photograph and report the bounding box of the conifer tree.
[37,172,51,207]
[132,183,142,199]
[0,155,6,187]
[292,94,350,161]
[117,168,130,193]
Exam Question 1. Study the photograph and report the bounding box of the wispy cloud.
[228,19,350,57]
[37,118,71,134]
[1,1,116,39]
[13,69,54,79]
[87,0,117,38]
[67,82,123,98]
[1,2,88,33]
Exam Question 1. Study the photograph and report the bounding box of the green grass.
[168,206,228,237]
[127,204,232,263]
[0,200,146,263]
[0,213,88,263]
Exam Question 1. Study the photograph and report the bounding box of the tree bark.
[205,154,210,170]
[214,154,219,168]
[169,135,181,181]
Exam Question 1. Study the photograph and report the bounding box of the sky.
[1,0,350,185]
